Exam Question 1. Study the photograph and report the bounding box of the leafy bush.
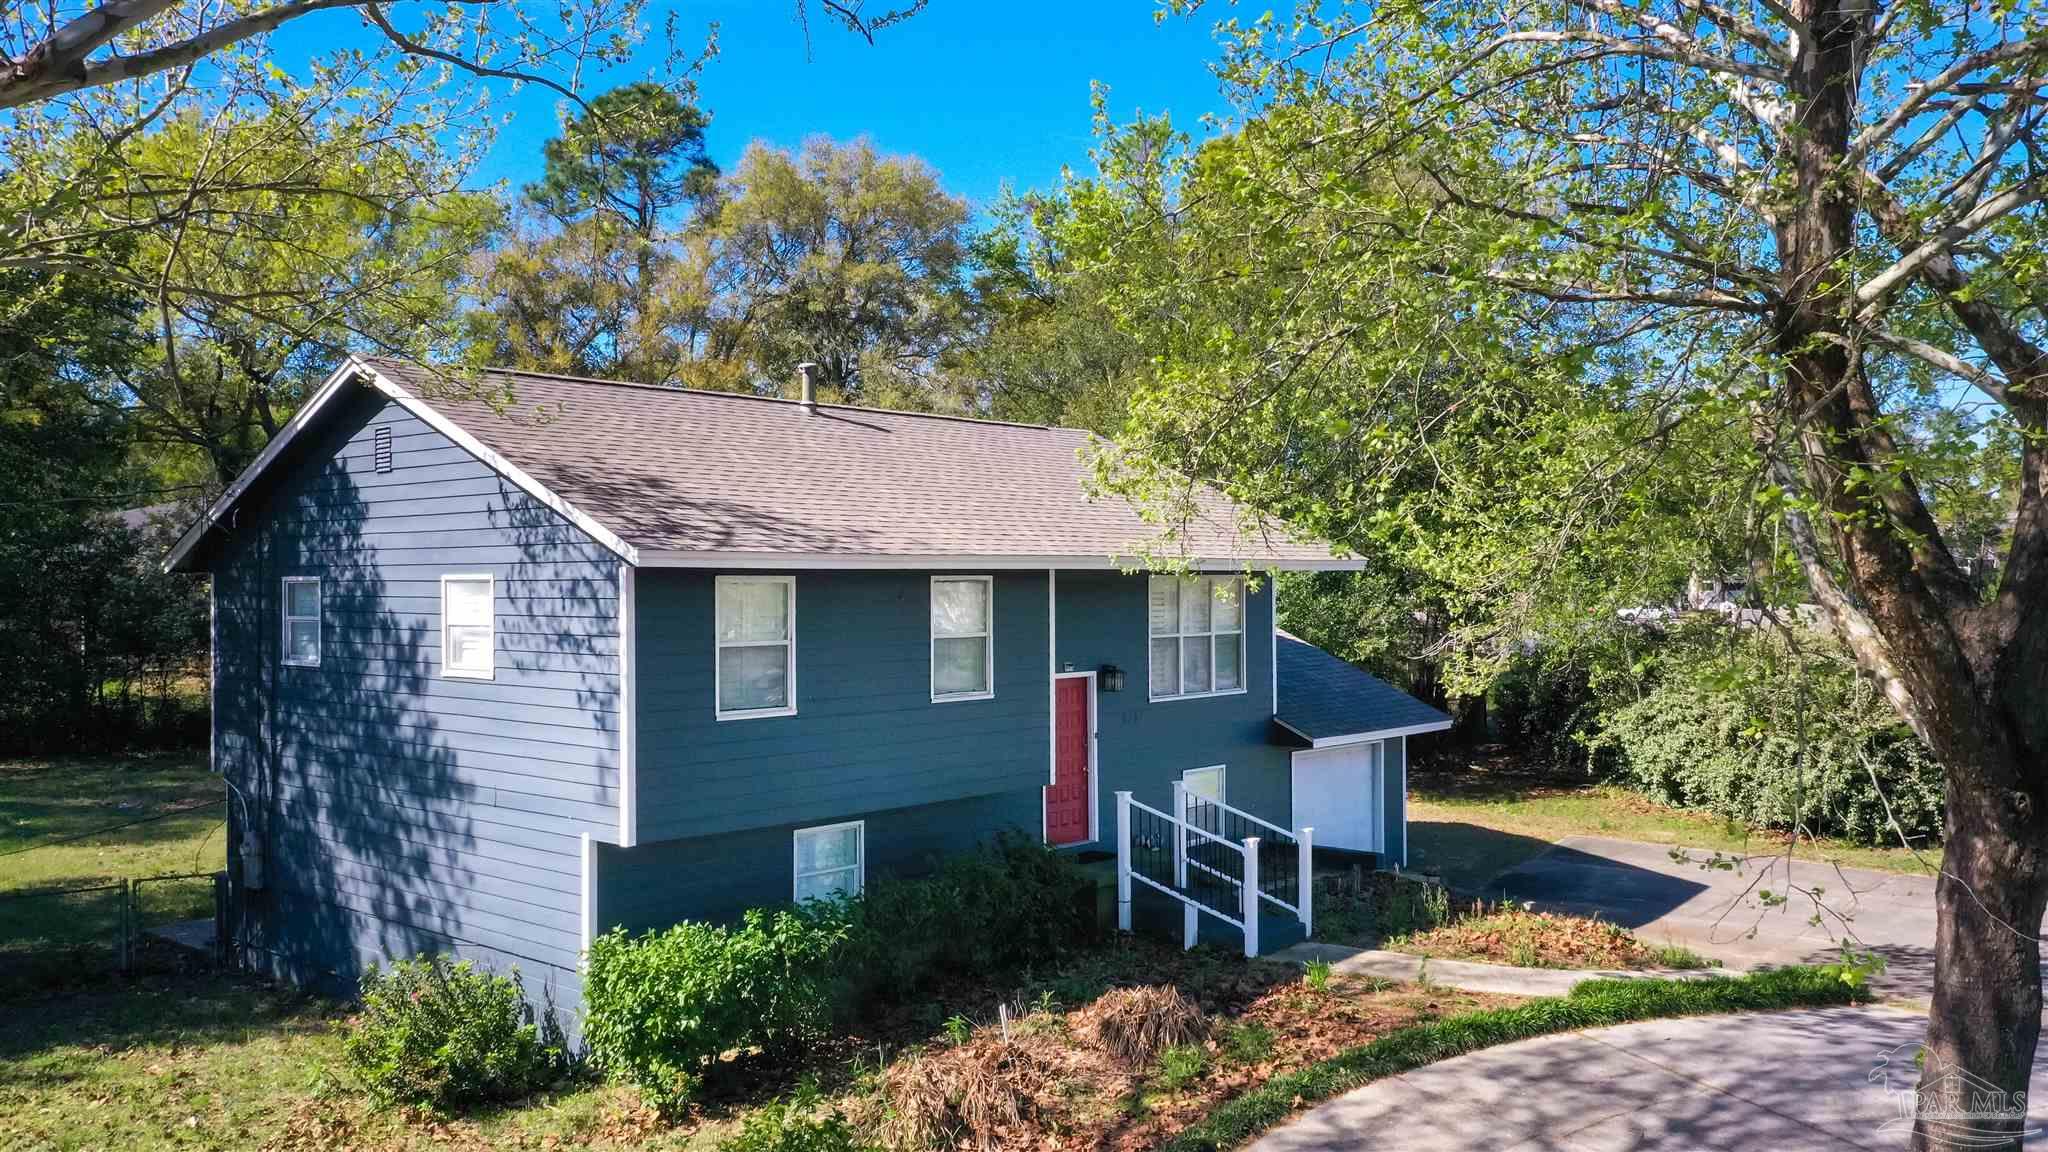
[827,831,1096,1016]
[342,954,568,1110]
[583,908,847,1116]
[719,1088,870,1152]
[1590,635,1944,844]
[1486,648,1599,767]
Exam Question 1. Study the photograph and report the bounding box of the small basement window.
[1148,575,1246,699]
[282,577,321,667]
[793,820,863,904]
[441,574,495,679]
[716,575,795,719]
[930,575,994,700]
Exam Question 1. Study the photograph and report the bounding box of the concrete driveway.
[1250,1006,2048,1151]
[1484,835,1971,1000]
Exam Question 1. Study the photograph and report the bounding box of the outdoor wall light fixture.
[1099,664,1126,692]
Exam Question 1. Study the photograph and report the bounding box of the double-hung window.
[441,575,496,679]
[1148,575,1246,699]
[931,575,994,701]
[716,575,795,719]
[793,820,863,903]
[282,577,321,667]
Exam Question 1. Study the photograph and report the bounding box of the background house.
[165,356,1448,1020]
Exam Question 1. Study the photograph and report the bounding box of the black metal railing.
[1183,797,1299,911]
[1130,800,1244,921]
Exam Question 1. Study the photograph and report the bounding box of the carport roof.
[1274,631,1453,747]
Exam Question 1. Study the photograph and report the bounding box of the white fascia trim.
[164,360,361,572]
[357,362,639,564]
[618,564,638,847]
[1276,717,1453,749]
[637,549,1366,572]
[1047,568,1058,786]
[163,356,641,572]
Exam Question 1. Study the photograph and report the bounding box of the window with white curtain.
[282,577,321,667]
[793,820,863,903]
[930,575,993,700]
[441,575,495,679]
[716,575,795,718]
[1148,575,1246,699]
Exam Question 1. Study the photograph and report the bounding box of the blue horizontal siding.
[210,381,620,1023]
[634,569,1051,842]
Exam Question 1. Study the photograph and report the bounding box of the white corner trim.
[618,565,638,847]
[1274,716,1453,748]
[1047,568,1057,786]
[357,362,639,564]
[1269,573,1279,718]
[1399,735,1410,868]
[579,833,596,955]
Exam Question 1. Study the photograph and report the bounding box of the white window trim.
[930,574,995,702]
[792,819,864,902]
[1148,575,1250,702]
[715,574,797,721]
[440,573,497,680]
[281,576,321,668]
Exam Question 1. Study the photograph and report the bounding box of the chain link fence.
[0,871,227,989]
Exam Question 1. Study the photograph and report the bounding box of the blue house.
[165,357,1450,1017]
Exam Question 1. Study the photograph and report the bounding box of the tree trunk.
[1914,745,2048,1151]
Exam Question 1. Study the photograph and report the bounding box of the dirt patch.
[1390,905,1714,970]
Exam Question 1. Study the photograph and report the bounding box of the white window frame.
[1182,764,1226,805]
[715,574,797,721]
[440,573,496,680]
[1148,575,1248,701]
[930,575,995,702]
[792,819,864,903]
[281,576,321,668]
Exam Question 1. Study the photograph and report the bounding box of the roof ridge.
[362,356,1091,437]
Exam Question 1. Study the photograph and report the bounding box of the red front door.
[1046,677,1091,845]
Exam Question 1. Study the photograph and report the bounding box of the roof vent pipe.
[797,362,819,415]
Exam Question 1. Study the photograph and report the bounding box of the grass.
[1405,748,1940,894]
[1387,904,1718,971]
[0,754,225,986]
[1159,965,1873,1152]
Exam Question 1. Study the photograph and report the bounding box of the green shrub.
[583,908,847,1117]
[342,955,568,1111]
[718,1088,870,1152]
[828,831,1096,1017]
[1589,634,1944,845]
[1155,1044,1208,1092]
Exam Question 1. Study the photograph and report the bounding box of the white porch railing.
[1115,789,1314,958]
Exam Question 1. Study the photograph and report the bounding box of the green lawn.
[1406,749,1941,895]
[0,754,225,985]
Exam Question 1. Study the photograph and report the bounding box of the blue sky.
[433,2,1237,210]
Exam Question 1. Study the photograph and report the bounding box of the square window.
[793,821,863,904]
[1147,576,1246,699]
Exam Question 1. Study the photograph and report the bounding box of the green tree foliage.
[703,136,974,404]
[947,191,1143,432]
[0,264,207,752]
[472,83,729,386]
[1067,2,2046,1126]
[1591,627,1946,846]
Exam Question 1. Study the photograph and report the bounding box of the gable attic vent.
[373,425,393,473]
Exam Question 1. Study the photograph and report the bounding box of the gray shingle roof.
[1275,631,1452,742]
[363,358,1352,567]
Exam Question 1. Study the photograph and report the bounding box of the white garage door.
[1291,741,1384,853]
